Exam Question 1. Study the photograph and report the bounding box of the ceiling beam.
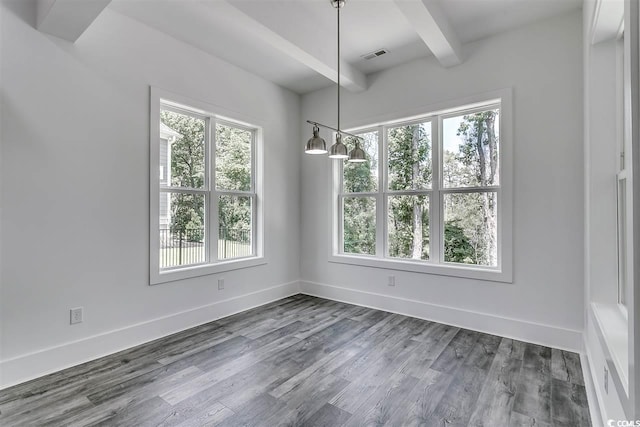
[590,0,624,44]
[393,0,463,67]
[221,1,367,92]
[36,0,111,43]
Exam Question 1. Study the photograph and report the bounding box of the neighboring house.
[159,122,182,231]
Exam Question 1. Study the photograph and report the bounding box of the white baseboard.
[582,339,606,427]
[300,280,583,352]
[0,280,300,390]
[2,279,585,391]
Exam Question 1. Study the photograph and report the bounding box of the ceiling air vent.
[362,48,388,60]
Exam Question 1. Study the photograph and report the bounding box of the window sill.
[150,256,267,285]
[592,302,629,395]
[328,254,512,283]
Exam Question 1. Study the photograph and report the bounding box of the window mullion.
[380,125,387,259]
[376,194,385,258]
[160,187,208,195]
[440,186,501,194]
[385,189,432,196]
[379,125,386,195]
[251,127,256,193]
[209,117,218,263]
[343,192,379,197]
[216,190,255,197]
[338,194,344,255]
[431,116,441,264]
[333,159,342,255]
[251,193,257,257]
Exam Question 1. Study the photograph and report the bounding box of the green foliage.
[455,110,499,186]
[442,150,476,187]
[343,132,378,193]
[161,110,205,189]
[443,110,499,266]
[161,110,253,240]
[388,124,431,190]
[388,195,429,260]
[343,133,377,255]
[215,124,252,241]
[386,124,431,260]
[340,113,498,266]
[218,195,251,243]
[170,194,204,242]
[216,124,252,192]
[344,160,375,193]
[343,197,376,255]
[443,221,475,264]
[161,111,206,236]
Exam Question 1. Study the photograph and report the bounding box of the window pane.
[443,109,500,188]
[617,178,627,305]
[160,193,206,268]
[387,122,432,190]
[443,192,497,267]
[388,195,429,260]
[343,197,376,255]
[344,131,378,193]
[160,109,205,189]
[216,124,252,192]
[218,195,253,259]
[617,36,625,173]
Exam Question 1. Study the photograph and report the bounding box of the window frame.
[330,89,513,283]
[616,26,633,314]
[150,87,265,285]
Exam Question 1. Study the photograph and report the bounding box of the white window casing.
[150,87,265,285]
[330,89,513,283]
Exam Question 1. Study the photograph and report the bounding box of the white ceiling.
[108,0,581,94]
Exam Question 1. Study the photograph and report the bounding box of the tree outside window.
[337,104,501,270]
[159,107,255,269]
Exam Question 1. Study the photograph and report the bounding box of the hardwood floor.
[0,295,591,426]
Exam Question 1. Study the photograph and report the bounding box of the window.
[332,93,512,282]
[150,89,263,284]
[616,31,631,309]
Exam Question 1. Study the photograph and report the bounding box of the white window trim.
[150,87,265,285]
[616,24,634,314]
[329,89,513,283]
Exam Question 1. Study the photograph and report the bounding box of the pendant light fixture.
[304,0,366,163]
[305,124,327,154]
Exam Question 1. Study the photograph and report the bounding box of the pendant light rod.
[304,0,366,162]
[337,1,340,134]
[305,120,363,141]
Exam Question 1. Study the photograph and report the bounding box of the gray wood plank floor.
[0,295,591,426]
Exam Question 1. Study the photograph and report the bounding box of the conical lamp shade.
[348,145,366,163]
[328,134,348,159]
[305,125,327,154]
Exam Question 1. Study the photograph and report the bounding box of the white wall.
[0,1,301,387]
[300,11,585,350]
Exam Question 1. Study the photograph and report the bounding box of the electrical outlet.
[604,366,609,394]
[388,276,395,287]
[218,279,225,290]
[70,307,83,325]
